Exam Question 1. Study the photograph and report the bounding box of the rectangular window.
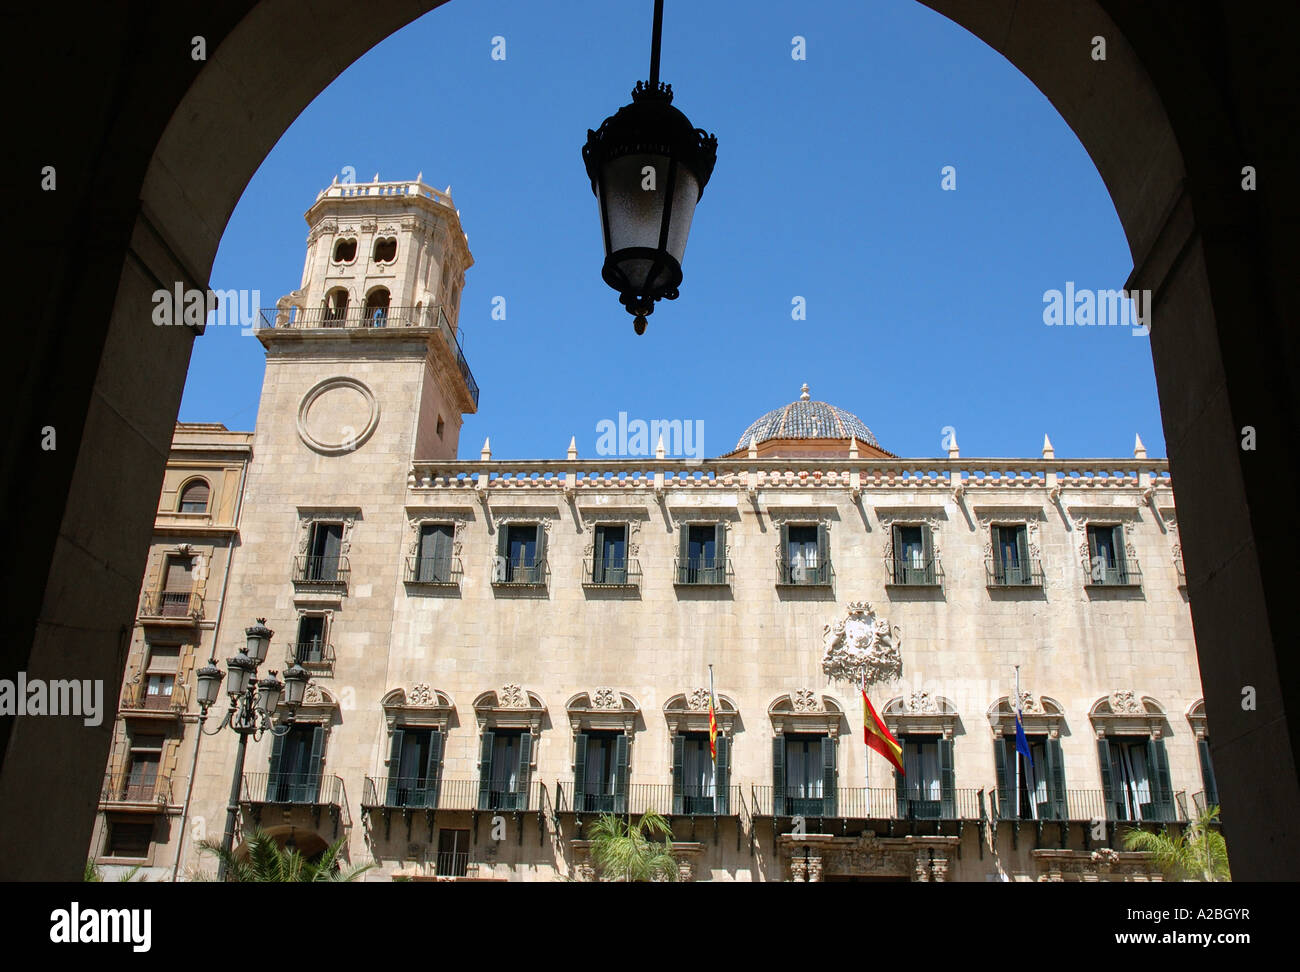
[1108,737,1153,821]
[592,524,628,584]
[415,523,454,583]
[270,723,324,803]
[124,734,163,801]
[677,523,727,585]
[295,615,327,664]
[307,523,343,581]
[495,523,545,584]
[680,734,716,814]
[990,525,1033,585]
[105,821,153,859]
[143,644,179,709]
[436,829,469,877]
[1002,735,1048,819]
[1087,524,1131,585]
[393,729,437,807]
[784,735,824,816]
[160,555,194,616]
[580,732,624,813]
[782,524,829,585]
[891,524,935,584]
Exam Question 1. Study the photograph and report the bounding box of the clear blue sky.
[181,0,1164,461]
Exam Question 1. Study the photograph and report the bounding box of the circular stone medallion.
[297,376,380,455]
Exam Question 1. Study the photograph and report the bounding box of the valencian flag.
[863,684,904,775]
[708,665,718,761]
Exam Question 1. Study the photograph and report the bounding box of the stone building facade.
[96,179,1217,882]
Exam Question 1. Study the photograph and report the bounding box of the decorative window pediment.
[883,693,960,738]
[987,694,1066,739]
[974,507,1045,562]
[768,690,842,736]
[566,689,639,733]
[663,691,738,736]
[278,680,340,729]
[474,685,546,732]
[1067,507,1142,574]
[1089,692,1167,738]
[1186,698,1209,740]
[381,685,455,733]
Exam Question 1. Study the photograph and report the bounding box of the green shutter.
[477,731,495,810]
[1198,738,1219,809]
[1097,739,1118,821]
[534,523,546,574]
[386,729,405,806]
[593,524,606,582]
[268,730,286,779]
[426,729,445,808]
[613,734,629,815]
[816,524,829,584]
[993,735,1010,820]
[715,734,730,815]
[891,524,904,582]
[509,732,525,810]
[1016,526,1030,584]
[714,522,727,582]
[677,525,690,583]
[895,739,907,817]
[1113,526,1128,583]
[822,734,837,817]
[772,737,786,816]
[1150,738,1174,821]
[573,733,588,813]
[921,523,934,583]
[939,737,955,818]
[495,524,508,581]
[779,524,790,582]
[305,725,325,802]
[1046,737,1067,821]
[671,734,685,814]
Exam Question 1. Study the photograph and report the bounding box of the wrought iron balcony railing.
[360,778,543,813]
[885,556,944,587]
[404,555,463,587]
[120,680,188,714]
[288,641,335,671]
[775,558,834,587]
[1085,557,1143,588]
[241,772,345,808]
[293,555,350,586]
[985,556,1045,588]
[100,771,173,807]
[624,783,741,817]
[992,788,1186,823]
[257,304,478,408]
[436,850,469,877]
[673,556,733,586]
[490,556,548,587]
[139,589,203,620]
[750,786,984,820]
[582,557,641,589]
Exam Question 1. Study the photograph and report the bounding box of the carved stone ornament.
[1017,692,1041,714]
[591,687,619,710]
[500,684,526,708]
[878,513,943,562]
[304,681,325,705]
[822,601,903,686]
[1109,690,1142,714]
[906,691,938,714]
[792,688,821,713]
[978,514,1041,561]
[687,687,712,711]
[406,510,471,558]
[297,511,357,556]
[408,683,434,706]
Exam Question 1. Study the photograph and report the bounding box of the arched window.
[323,288,349,325]
[373,237,397,263]
[364,288,390,327]
[178,479,209,514]
[332,237,357,263]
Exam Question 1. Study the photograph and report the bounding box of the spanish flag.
[864,689,904,775]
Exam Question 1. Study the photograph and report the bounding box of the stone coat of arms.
[821,601,903,686]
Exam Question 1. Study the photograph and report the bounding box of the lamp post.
[194,619,309,880]
[583,0,717,334]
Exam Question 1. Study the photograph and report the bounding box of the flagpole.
[1014,664,1021,820]
[862,668,869,791]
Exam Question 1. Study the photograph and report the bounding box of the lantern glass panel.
[664,165,700,264]
[602,154,669,248]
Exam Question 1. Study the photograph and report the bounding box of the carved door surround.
[778,831,957,882]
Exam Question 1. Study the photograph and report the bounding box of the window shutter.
[1150,738,1174,821]
[921,523,934,582]
[715,734,730,815]
[891,524,904,581]
[779,524,790,581]
[993,735,1010,820]
[895,740,908,817]
[534,523,546,570]
[614,734,630,815]
[671,734,685,815]
[427,730,445,808]
[386,730,405,806]
[1097,739,1118,821]
[572,733,588,812]
[164,557,194,592]
[477,731,495,810]
[593,524,606,582]
[268,729,286,786]
[1197,738,1219,809]
[714,522,727,581]
[305,725,326,802]
[1046,737,1067,821]
[772,737,786,816]
[1015,527,1030,583]
[816,524,829,583]
[822,734,837,817]
[496,524,508,560]
[939,737,955,818]
[677,525,690,583]
[515,731,532,810]
[1086,526,1100,582]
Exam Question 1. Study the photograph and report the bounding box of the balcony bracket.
[1034,819,1046,849]
[515,811,524,846]
[1011,821,1020,850]
[538,810,546,846]
[403,809,413,842]
[427,809,436,844]
[976,821,985,860]
[471,811,480,843]
[1058,822,1067,849]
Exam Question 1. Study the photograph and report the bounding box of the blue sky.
[182,0,1163,461]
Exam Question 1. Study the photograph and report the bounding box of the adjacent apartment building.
[91,178,1218,881]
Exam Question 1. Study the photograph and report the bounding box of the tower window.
[364,288,390,327]
[436,416,445,439]
[323,288,349,325]
[373,237,397,263]
[177,478,209,514]
[332,238,357,263]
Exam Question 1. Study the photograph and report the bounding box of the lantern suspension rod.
[649,0,664,88]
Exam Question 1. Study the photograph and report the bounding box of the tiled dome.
[736,384,879,450]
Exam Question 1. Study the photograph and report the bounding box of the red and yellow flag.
[708,695,718,760]
[864,689,904,775]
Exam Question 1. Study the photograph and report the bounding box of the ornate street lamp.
[583,0,717,334]
[196,618,304,880]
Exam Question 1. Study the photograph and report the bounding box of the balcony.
[138,589,203,622]
[1085,558,1143,588]
[404,555,463,588]
[99,771,174,812]
[625,783,742,817]
[293,555,350,588]
[435,849,469,877]
[985,557,1045,588]
[258,304,479,408]
[993,788,1186,823]
[673,556,733,587]
[582,557,641,590]
[242,772,348,834]
[360,778,543,814]
[751,786,984,821]
[775,558,834,587]
[119,680,188,718]
[288,641,335,674]
[885,556,944,587]
[490,556,548,588]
